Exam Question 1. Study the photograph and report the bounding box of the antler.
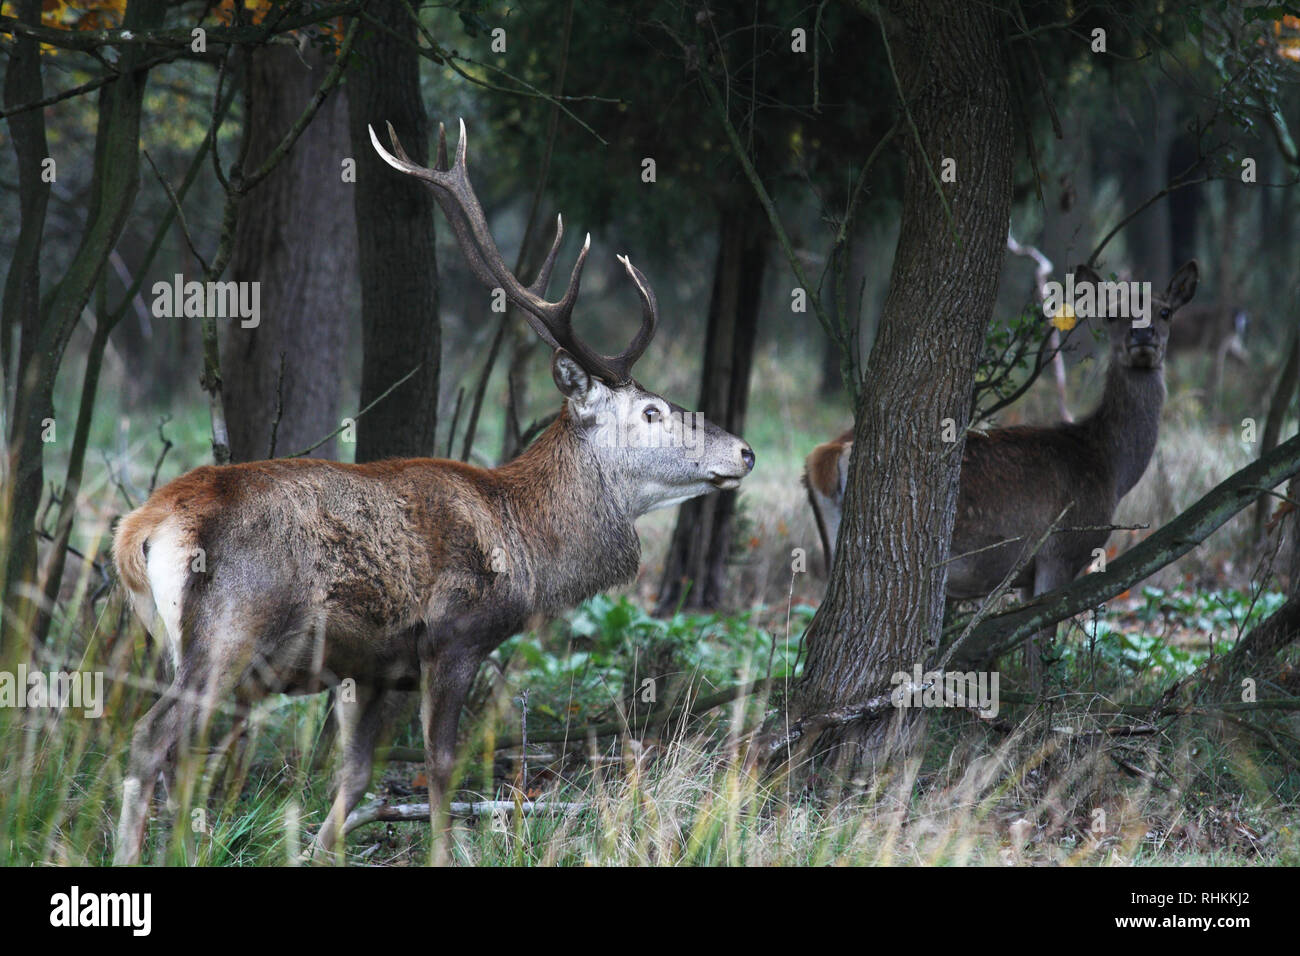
[368,119,658,386]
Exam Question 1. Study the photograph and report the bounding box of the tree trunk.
[786,0,1013,773]
[1115,88,1171,280]
[1166,130,1202,276]
[221,46,356,463]
[655,192,767,614]
[346,1,441,462]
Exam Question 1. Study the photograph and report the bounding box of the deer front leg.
[419,643,481,860]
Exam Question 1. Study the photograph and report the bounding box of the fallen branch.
[341,799,586,837]
[748,681,1002,762]
[383,683,756,762]
[996,691,1300,716]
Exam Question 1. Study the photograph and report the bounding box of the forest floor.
[4,340,1297,866]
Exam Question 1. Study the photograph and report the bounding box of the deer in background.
[111,121,755,864]
[804,429,853,576]
[1164,301,1249,410]
[805,261,1199,681]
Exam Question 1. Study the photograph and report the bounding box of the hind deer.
[805,261,1199,679]
[111,121,755,864]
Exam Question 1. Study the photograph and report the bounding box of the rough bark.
[221,45,356,463]
[786,0,1014,771]
[655,192,767,613]
[345,2,441,462]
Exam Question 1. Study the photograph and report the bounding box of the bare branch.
[282,364,422,459]
[340,799,587,839]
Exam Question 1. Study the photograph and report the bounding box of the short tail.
[112,508,156,596]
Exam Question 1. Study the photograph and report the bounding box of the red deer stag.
[112,121,755,864]
[805,261,1199,673]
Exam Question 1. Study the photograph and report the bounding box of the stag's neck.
[1080,360,1166,500]
[494,408,641,608]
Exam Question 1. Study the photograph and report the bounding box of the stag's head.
[370,120,755,515]
[1076,260,1199,371]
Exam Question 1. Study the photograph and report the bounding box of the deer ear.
[552,349,593,402]
[1072,263,1102,286]
[1165,260,1199,311]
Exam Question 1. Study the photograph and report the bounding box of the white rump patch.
[145,518,191,670]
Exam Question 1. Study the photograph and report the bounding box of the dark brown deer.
[112,121,755,864]
[805,261,1199,672]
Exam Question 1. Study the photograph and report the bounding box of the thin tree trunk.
[346,1,441,462]
[655,192,767,614]
[34,312,110,645]
[1,0,50,652]
[785,0,1013,773]
[1166,130,1202,276]
[2,0,167,650]
[1115,87,1171,281]
[222,46,356,463]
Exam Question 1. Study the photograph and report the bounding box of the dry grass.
[5,337,1296,868]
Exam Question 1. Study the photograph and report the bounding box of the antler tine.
[609,255,659,378]
[526,214,566,297]
[539,245,658,386]
[370,118,658,384]
[370,121,551,334]
[383,121,414,166]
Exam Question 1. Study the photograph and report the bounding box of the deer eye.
[1160,308,1171,320]
[643,406,661,424]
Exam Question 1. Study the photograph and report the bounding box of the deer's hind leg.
[1025,559,1074,693]
[114,592,278,865]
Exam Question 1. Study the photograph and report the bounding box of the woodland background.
[3,0,1300,865]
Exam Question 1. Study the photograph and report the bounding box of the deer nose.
[1130,327,1156,346]
[740,445,756,472]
